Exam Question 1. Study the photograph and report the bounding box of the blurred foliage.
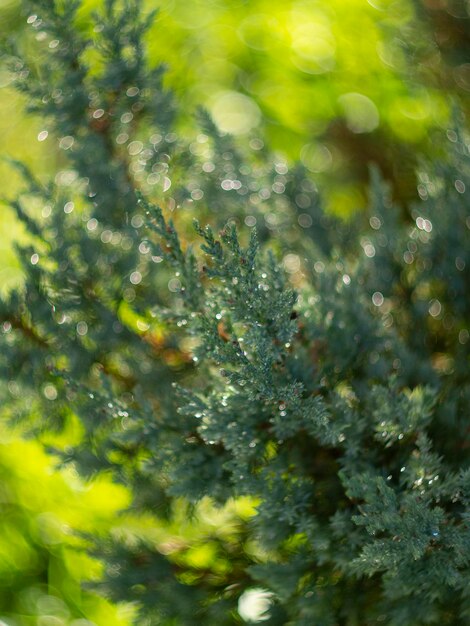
[1,0,470,216]
[0,0,468,270]
[0,0,468,300]
[0,427,133,625]
[0,429,261,625]
[0,0,469,624]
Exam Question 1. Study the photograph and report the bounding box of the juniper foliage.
[1,1,469,625]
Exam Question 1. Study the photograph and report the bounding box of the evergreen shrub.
[1,1,469,624]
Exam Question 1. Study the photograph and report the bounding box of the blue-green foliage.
[1,1,469,624]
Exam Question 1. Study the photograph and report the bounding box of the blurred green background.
[0,426,134,625]
[2,0,470,281]
[0,0,469,623]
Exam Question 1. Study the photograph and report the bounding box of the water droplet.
[369,216,381,229]
[298,213,313,228]
[43,384,57,400]
[76,321,88,336]
[121,111,133,124]
[131,214,144,228]
[130,271,142,285]
[202,161,215,173]
[428,299,442,318]
[416,217,432,232]
[447,129,458,142]
[455,179,465,194]
[168,278,181,292]
[372,292,384,306]
[364,243,375,258]
[245,215,257,227]
[403,251,414,264]
[128,141,143,156]
[101,229,112,243]
[250,138,263,150]
[59,135,74,150]
[191,189,204,201]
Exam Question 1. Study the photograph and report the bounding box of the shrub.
[1,1,469,624]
